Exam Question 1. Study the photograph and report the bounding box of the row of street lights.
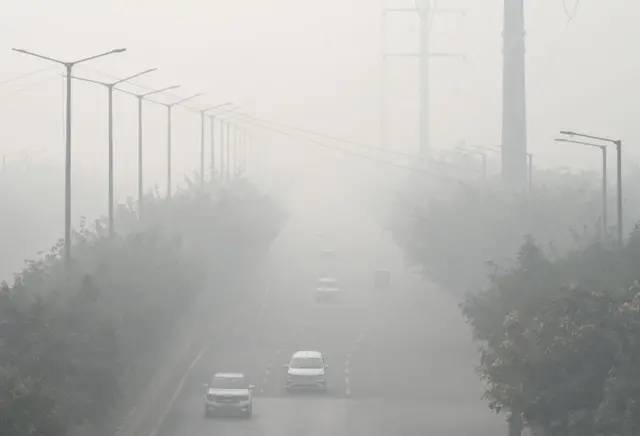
[11,47,247,268]
[556,131,623,246]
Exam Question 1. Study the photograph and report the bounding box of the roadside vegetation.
[0,178,284,436]
[388,167,640,435]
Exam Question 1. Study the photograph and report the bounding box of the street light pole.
[226,122,232,180]
[555,138,608,239]
[68,68,156,236]
[527,153,533,194]
[117,85,181,210]
[199,102,232,187]
[603,146,608,236]
[615,139,622,246]
[215,107,241,182]
[559,131,621,244]
[160,92,203,198]
[12,47,126,267]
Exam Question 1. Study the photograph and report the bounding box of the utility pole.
[502,0,528,192]
[381,0,464,157]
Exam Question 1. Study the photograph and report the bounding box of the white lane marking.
[127,406,137,418]
[114,405,138,436]
[259,286,270,317]
[149,345,207,436]
[345,387,351,396]
[128,279,273,436]
[344,367,349,375]
[265,369,270,376]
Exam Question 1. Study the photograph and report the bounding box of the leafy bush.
[0,178,284,436]
[386,169,620,295]
[461,230,640,436]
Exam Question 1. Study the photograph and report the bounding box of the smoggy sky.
[0,0,638,201]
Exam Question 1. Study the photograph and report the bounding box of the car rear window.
[290,357,324,369]
[211,376,248,389]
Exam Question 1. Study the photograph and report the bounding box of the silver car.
[203,373,254,418]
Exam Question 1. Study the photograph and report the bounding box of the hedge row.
[0,178,284,436]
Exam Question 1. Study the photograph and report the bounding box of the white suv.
[203,373,254,418]
[284,351,328,392]
[315,277,340,301]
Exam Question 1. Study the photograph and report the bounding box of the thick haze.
[2,0,638,181]
[2,0,636,279]
[2,2,637,436]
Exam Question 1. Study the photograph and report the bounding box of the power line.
[0,74,59,104]
[0,67,54,87]
[234,114,462,182]
[253,116,420,160]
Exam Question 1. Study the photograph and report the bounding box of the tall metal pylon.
[380,0,464,157]
[501,0,528,192]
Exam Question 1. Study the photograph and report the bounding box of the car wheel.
[245,406,253,419]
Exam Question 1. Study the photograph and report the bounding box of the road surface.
[152,213,506,436]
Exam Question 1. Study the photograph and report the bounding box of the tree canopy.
[0,178,284,436]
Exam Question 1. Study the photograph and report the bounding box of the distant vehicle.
[284,350,328,392]
[321,248,336,260]
[373,269,391,291]
[315,277,340,301]
[203,372,254,418]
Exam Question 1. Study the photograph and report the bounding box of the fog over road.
[153,210,506,436]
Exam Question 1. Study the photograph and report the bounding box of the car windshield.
[290,356,324,369]
[211,376,248,389]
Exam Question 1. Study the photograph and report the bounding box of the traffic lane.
[347,399,507,436]
[155,305,296,436]
[262,296,375,398]
[156,397,380,436]
[367,278,486,402]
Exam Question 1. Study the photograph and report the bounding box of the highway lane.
[153,219,506,436]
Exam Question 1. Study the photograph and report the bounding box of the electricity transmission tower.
[380,0,464,156]
[502,0,528,192]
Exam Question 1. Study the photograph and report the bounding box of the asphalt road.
[152,217,507,436]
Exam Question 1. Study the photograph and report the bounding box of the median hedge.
[0,178,284,436]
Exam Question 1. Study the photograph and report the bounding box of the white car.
[284,350,328,392]
[203,372,254,418]
[315,277,340,301]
